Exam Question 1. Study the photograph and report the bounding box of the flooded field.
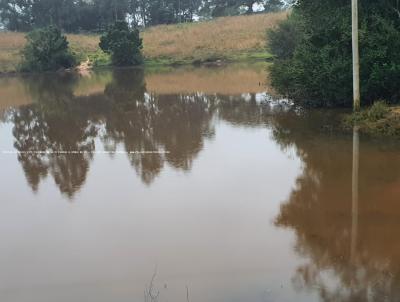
[1,64,400,302]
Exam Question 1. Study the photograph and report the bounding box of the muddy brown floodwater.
[0,64,400,302]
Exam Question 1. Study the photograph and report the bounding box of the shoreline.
[0,52,271,77]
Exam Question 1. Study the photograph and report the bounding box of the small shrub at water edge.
[99,21,143,67]
[20,26,76,72]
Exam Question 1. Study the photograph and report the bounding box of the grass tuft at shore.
[0,11,287,72]
[343,101,400,136]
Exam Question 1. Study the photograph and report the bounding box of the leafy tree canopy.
[268,0,400,107]
[99,20,143,66]
[0,0,289,31]
[20,26,76,72]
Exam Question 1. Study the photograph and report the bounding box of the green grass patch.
[87,50,111,67]
[228,51,273,62]
[144,56,193,67]
[343,101,400,136]
[144,50,272,70]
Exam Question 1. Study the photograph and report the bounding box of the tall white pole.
[352,0,361,111]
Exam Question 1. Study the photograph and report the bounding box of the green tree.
[92,0,129,30]
[0,0,33,31]
[0,0,286,31]
[268,0,400,107]
[99,20,143,66]
[264,0,285,12]
[20,26,76,72]
[147,0,176,25]
[30,0,78,31]
[199,0,285,17]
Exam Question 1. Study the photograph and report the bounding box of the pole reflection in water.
[351,126,359,264]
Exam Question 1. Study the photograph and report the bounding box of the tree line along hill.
[0,0,292,31]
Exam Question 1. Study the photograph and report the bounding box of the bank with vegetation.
[266,0,400,136]
[0,11,287,73]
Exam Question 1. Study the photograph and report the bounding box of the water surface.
[1,65,400,302]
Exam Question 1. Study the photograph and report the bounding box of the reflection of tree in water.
[99,69,216,184]
[271,111,400,302]
[11,74,97,197]
[9,69,221,193]
[98,87,280,184]
[0,110,7,122]
[151,93,216,171]
[217,93,266,126]
[100,69,161,184]
[8,68,287,196]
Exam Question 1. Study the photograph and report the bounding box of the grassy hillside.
[0,11,288,72]
[143,11,288,65]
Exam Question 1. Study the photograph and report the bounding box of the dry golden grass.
[0,11,287,72]
[0,31,101,72]
[0,31,26,49]
[0,32,100,52]
[0,32,26,72]
[142,11,288,60]
[67,34,100,52]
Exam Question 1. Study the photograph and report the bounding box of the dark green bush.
[20,26,76,72]
[99,21,143,67]
[268,1,400,107]
[267,13,303,61]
